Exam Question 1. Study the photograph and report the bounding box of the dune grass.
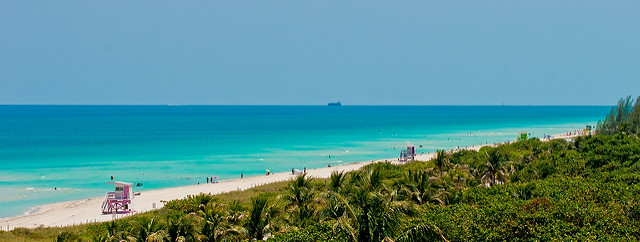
[0,179,294,241]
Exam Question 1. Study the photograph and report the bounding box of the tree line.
[40,136,638,241]
[597,95,640,136]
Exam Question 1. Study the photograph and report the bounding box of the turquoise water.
[0,105,609,218]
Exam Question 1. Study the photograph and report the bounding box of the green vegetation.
[597,95,640,136]
[3,97,640,241]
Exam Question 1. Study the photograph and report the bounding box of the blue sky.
[1,1,638,105]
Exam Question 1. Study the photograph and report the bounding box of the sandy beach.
[0,132,585,230]
[0,157,413,229]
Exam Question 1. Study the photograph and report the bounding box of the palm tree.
[398,170,446,205]
[104,220,118,239]
[131,216,162,242]
[329,171,347,193]
[90,234,108,242]
[55,231,79,242]
[434,150,449,177]
[199,202,242,242]
[480,148,510,186]
[226,200,246,227]
[352,167,385,192]
[288,173,314,208]
[246,196,270,240]
[447,164,470,189]
[182,193,215,214]
[147,230,170,242]
[101,220,133,242]
[167,216,197,242]
[285,173,317,227]
[200,203,224,242]
[329,168,412,242]
[329,192,359,241]
[316,171,350,224]
[357,191,412,242]
[320,192,347,221]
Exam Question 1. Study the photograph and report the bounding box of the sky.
[1,1,639,105]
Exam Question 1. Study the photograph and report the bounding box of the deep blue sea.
[0,105,609,218]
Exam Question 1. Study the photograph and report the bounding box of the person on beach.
[207,177,209,183]
[304,167,306,173]
[292,168,294,174]
[110,176,113,180]
[241,172,244,178]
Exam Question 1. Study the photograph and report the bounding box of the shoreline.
[0,157,398,229]
[0,132,587,230]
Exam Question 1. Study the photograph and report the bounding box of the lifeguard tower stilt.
[101,181,134,214]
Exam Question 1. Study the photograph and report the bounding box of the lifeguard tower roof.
[106,181,134,186]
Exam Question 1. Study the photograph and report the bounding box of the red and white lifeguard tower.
[101,181,134,214]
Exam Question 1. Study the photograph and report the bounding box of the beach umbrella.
[265,169,270,173]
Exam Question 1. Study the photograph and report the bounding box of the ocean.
[0,105,609,218]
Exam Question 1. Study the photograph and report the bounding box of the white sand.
[0,132,586,230]
[0,157,406,229]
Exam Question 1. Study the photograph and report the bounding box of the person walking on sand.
[207,177,209,183]
[241,172,244,178]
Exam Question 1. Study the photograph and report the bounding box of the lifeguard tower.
[399,145,416,162]
[517,131,528,141]
[101,181,134,214]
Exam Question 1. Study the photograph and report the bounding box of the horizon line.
[0,104,613,107]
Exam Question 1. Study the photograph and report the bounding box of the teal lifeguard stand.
[517,131,528,141]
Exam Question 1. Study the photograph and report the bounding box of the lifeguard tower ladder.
[101,181,134,214]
